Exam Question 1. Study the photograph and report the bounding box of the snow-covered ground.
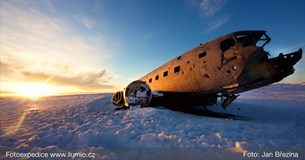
[1,84,305,159]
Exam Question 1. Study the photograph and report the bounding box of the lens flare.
[4,111,27,136]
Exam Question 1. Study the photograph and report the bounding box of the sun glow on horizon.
[1,82,62,98]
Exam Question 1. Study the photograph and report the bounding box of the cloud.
[1,0,112,65]
[0,50,26,81]
[0,54,115,91]
[205,15,230,32]
[140,33,153,44]
[199,0,228,17]
[0,62,16,75]
[0,90,15,95]
[21,70,114,91]
[0,1,116,93]
[76,15,96,29]
[190,0,229,32]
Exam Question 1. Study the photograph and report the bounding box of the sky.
[1,0,305,97]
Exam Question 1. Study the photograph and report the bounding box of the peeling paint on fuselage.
[140,32,259,94]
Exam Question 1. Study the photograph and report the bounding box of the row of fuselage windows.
[148,51,206,83]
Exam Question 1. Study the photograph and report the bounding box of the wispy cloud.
[1,2,106,65]
[1,56,115,92]
[0,1,116,93]
[140,33,153,44]
[199,0,227,17]
[21,70,114,91]
[190,0,230,32]
[205,15,230,32]
[75,15,96,29]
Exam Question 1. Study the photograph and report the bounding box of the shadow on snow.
[157,106,249,121]
[115,105,249,121]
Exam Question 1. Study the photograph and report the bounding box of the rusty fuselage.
[112,30,302,109]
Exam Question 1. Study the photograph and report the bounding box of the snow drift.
[1,84,305,159]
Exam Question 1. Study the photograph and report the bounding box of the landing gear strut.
[221,94,238,109]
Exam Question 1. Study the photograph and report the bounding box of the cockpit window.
[220,38,235,53]
[234,31,270,48]
[235,34,258,47]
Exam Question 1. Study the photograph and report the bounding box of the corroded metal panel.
[114,30,303,108]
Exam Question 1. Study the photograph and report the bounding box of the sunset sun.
[12,82,60,98]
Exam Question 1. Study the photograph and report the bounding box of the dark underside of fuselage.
[149,92,218,107]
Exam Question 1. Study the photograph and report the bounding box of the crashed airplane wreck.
[112,30,303,109]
